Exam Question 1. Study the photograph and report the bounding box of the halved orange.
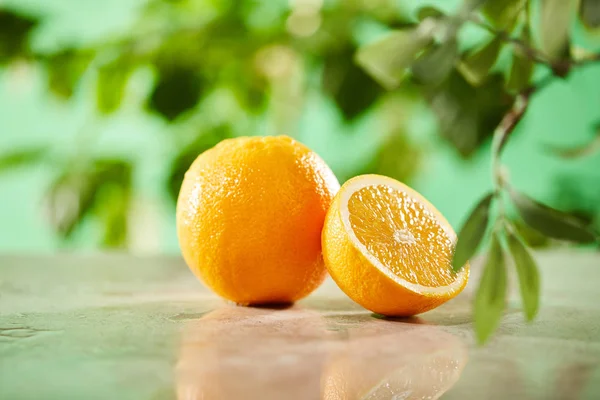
[322,174,469,316]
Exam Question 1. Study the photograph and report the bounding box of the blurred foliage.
[0,10,38,63]
[0,0,599,261]
[0,0,416,248]
[43,159,132,245]
[0,147,48,172]
[552,172,600,230]
[322,45,384,121]
[424,72,513,157]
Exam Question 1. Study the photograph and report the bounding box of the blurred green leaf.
[474,232,507,344]
[93,160,131,248]
[580,0,600,29]
[45,159,132,240]
[148,65,205,121]
[45,49,94,99]
[45,171,100,239]
[0,147,47,173]
[416,6,445,21]
[511,219,551,248]
[458,36,503,86]
[167,126,232,203]
[506,27,534,93]
[482,0,526,29]
[0,10,38,63]
[411,39,458,86]
[551,172,600,229]
[452,192,494,272]
[463,0,491,12]
[97,183,130,248]
[355,28,432,90]
[367,129,422,182]
[506,230,540,321]
[232,70,268,115]
[506,52,533,93]
[323,46,384,120]
[539,0,578,60]
[96,59,133,114]
[509,188,598,243]
[544,124,600,158]
[425,71,514,157]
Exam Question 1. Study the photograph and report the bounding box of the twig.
[493,93,530,159]
[469,16,550,63]
[467,16,600,78]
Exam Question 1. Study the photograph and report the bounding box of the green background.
[1,0,599,253]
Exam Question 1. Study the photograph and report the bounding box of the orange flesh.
[347,185,455,288]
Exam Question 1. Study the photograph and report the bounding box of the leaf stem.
[490,93,529,220]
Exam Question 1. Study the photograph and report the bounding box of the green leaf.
[323,46,384,120]
[539,0,578,60]
[549,172,600,230]
[0,147,47,173]
[458,36,503,86]
[544,125,600,159]
[44,159,132,239]
[366,129,422,183]
[424,71,514,157]
[96,59,132,114]
[97,183,130,248]
[45,171,100,239]
[482,0,526,29]
[232,69,268,115]
[355,28,433,90]
[148,65,205,121]
[452,193,495,272]
[580,0,600,29]
[462,0,491,13]
[509,188,598,243]
[45,49,93,99]
[474,233,507,344]
[506,27,534,93]
[506,230,540,321]
[511,219,551,248]
[506,51,534,93]
[416,6,445,21]
[93,160,131,248]
[0,10,38,63]
[411,39,458,86]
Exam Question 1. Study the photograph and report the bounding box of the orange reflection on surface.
[176,306,467,400]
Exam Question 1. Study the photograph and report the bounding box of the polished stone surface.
[0,251,599,399]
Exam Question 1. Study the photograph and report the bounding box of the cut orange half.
[322,174,469,316]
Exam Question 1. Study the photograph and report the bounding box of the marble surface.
[0,251,599,399]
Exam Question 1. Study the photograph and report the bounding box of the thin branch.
[468,16,600,78]
[494,93,530,158]
[469,16,550,63]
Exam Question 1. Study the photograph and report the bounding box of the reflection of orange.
[176,306,328,400]
[320,322,468,400]
[176,307,467,400]
[322,175,469,316]
[176,136,339,305]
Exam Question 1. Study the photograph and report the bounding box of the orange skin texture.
[177,136,340,305]
[322,175,469,316]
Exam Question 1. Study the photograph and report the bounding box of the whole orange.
[177,135,339,305]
